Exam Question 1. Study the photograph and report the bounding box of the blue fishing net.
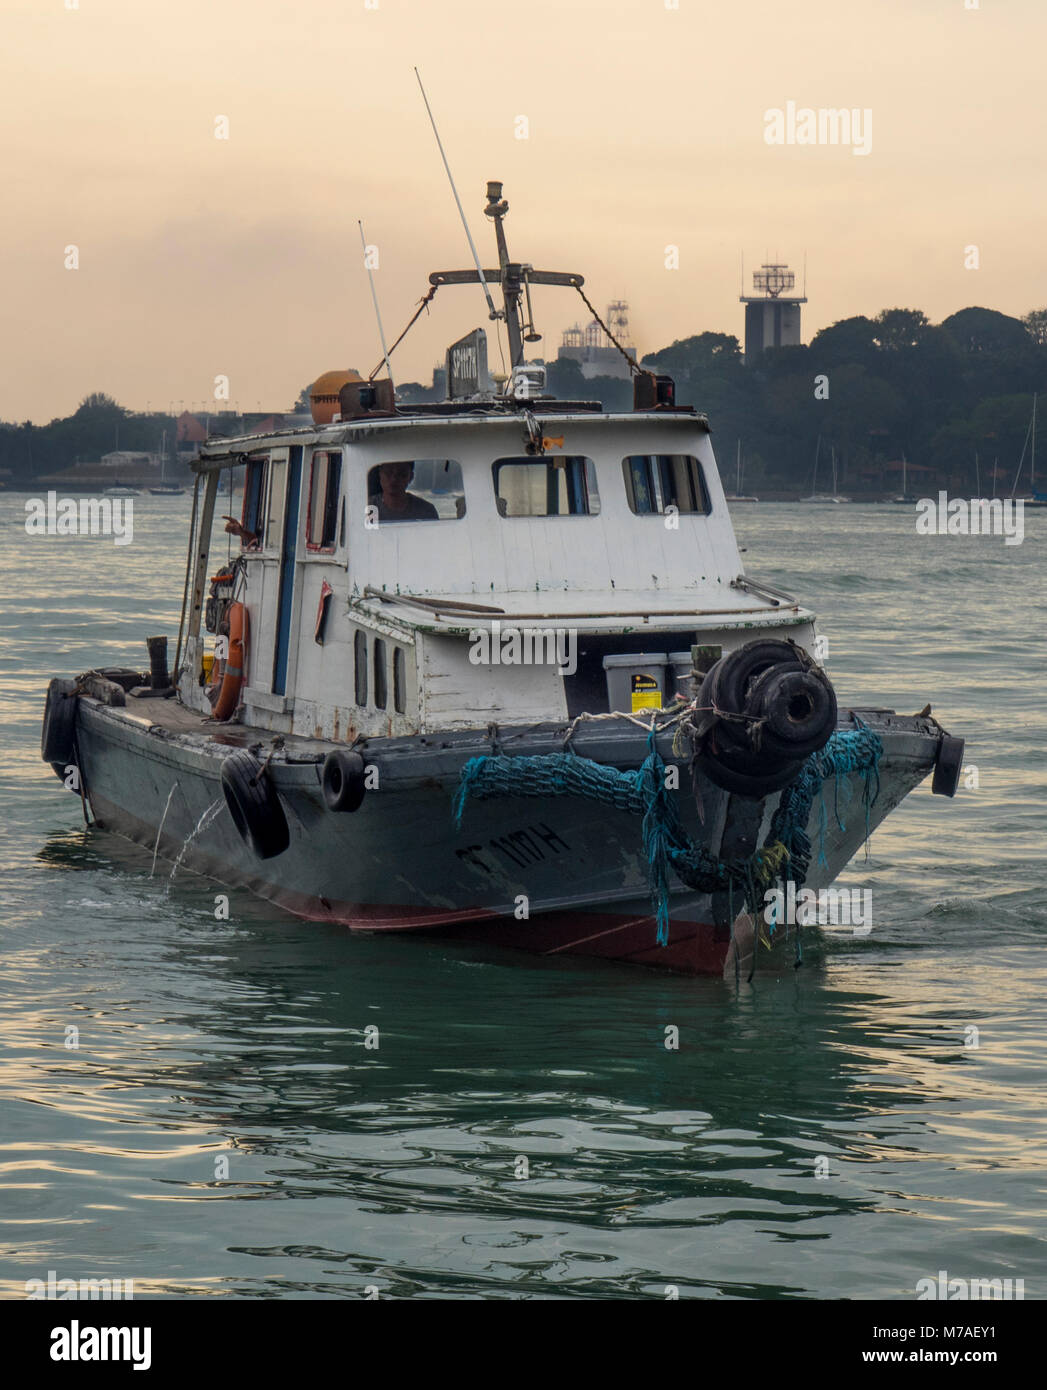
[453,723,882,948]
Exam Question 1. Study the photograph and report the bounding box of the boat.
[891,451,918,503]
[102,483,140,497]
[1013,394,1047,508]
[800,437,848,502]
[39,180,966,977]
[724,441,759,502]
[149,429,185,495]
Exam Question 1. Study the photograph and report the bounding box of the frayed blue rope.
[453,727,883,948]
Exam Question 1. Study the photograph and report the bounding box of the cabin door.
[272,446,302,695]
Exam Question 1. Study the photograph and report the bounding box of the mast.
[358,219,395,389]
[414,69,498,327]
[1032,392,1037,491]
[484,182,524,369]
[425,181,585,388]
[736,440,742,494]
[1010,405,1035,497]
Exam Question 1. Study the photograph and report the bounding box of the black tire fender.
[750,666,837,759]
[696,730,804,799]
[701,645,804,752]
[321,749,367,813]
[42,678,79,766]
[932,734,965,797]
[696,747,805,800]
[712,639,805,717]
[220,749,290,859]
[697,660,760,750]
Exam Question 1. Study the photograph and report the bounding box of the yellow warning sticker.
[630,673,662,712]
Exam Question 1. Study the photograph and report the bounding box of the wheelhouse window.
[492,456,600,517]
[264,452,288,549]
[622,455,711,516]
[307,450,341,551]
[240,455,268,547]
[365,459,464,523]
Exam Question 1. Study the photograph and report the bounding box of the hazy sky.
[4,0,1045,423]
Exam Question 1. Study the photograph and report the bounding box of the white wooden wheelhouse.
[176,177,815,741]
[179,409,816,741]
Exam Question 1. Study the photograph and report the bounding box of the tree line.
[617,306,1046,492]
[5,307,1046,493]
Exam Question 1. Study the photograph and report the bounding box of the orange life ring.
[213,601,248,721]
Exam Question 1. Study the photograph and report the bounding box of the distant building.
[174,409,296,447]
[176,410,208,446]
[740,264,806,362]
[557,301,635,381]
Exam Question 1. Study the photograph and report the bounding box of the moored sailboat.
[801,437,848,502]
[1014,394,1047,507]
[891,451,918,503]
[149,429,185,495]
[724,440,758,502]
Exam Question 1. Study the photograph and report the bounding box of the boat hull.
[62,698,946,976]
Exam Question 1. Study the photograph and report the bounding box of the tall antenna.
[358,220,394,389]
[414,67,498,323]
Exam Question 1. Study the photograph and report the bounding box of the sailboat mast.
[1032,392,1037,491]
[1011,407,1034,498]
[736,439,741,494]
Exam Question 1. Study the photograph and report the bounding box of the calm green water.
[1,492,1044,1299]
